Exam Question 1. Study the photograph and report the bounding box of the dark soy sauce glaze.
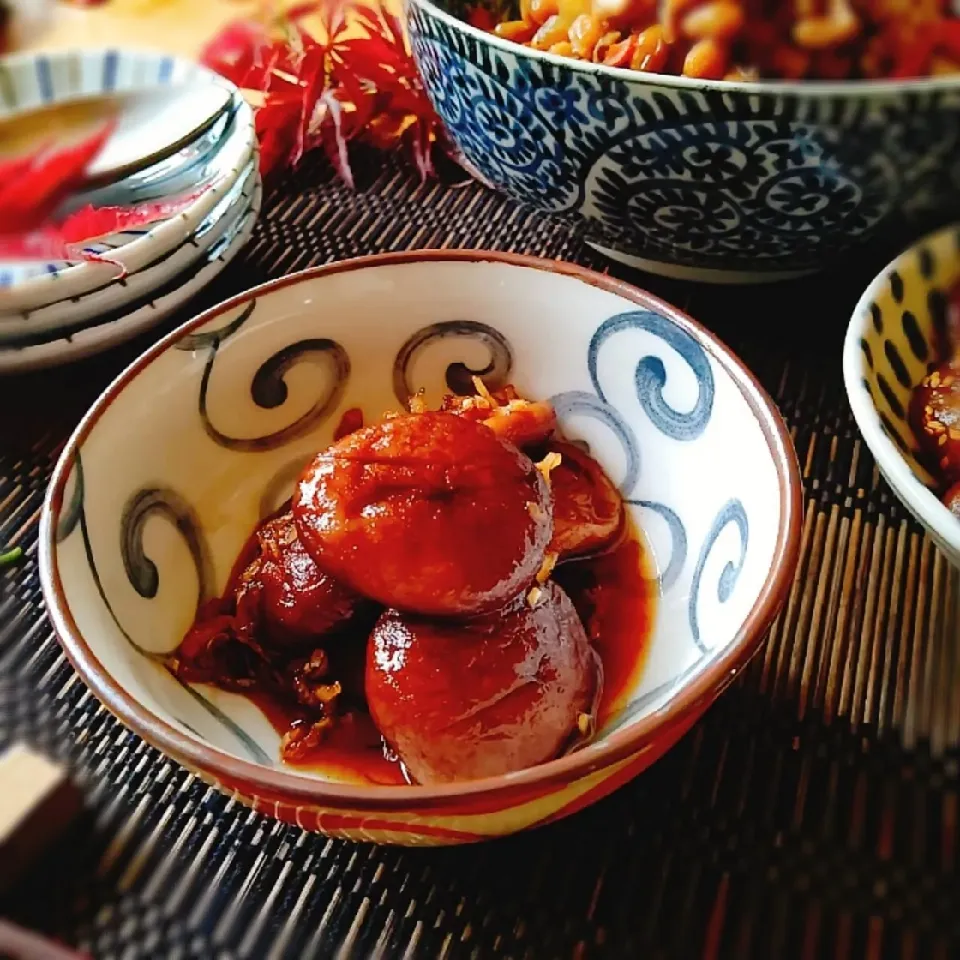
[229,526,657,784]
[177,403,658,785]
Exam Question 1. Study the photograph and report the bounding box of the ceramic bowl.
[405,0,960,283]
[844,224,960,566]
[40,251,802,845]
[0,48,255,311]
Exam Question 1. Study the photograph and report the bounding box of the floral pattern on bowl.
[405,0,960,283]
[41,251,801,845]
[844,224,960,567]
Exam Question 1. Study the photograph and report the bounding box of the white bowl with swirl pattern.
[40,251,802,845]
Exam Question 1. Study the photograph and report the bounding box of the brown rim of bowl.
[39,248,803,813]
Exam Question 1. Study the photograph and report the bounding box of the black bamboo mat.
[3,148,960,960]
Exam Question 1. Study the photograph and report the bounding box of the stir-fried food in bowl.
[41,251,804,842]
[474,0,960,80]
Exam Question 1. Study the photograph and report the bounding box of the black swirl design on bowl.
[120,488,214,603]
[393,319,512,405]
[180,301,350,452]
[56,452,270,764]
[176,298,255,352]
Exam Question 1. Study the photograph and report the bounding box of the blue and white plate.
[0,176,261,374]
[0,158,258,344]
[0,48,255,314]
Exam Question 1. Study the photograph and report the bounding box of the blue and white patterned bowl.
[40,251,802,844]
[406,0,960,283]
[844,224,960,567]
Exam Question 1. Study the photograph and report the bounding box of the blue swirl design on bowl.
[551,390,641,495]
[627,500,686,591]
[55,453,270,764]
[388,309,744,661]
[688,499,749,652]
[588,311,714,441]
[551,309,714,497]
[177,300,351,452]
[407,2,960,274]
[545,309,747,694]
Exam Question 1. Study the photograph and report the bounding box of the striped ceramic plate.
[0,157,259,343]
[0,48,255,313]
[0,172,261,374]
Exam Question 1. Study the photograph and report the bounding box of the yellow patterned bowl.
[40,251,802,845]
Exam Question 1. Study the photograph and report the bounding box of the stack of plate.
[0,48,262,375]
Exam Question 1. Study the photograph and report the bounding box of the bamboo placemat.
[2,148,959,959]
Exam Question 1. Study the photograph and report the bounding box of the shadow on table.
[1,810,102,938]
[376,681,960,958]
[11,680,950,959]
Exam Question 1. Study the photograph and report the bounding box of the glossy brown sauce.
[180,403,658,784]
[235,526,656,782]
[248,692,407,785]
[554,533,657,728]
